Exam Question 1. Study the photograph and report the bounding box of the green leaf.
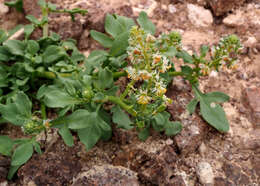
[85,50,108,64]
[200,45,209,58]
[0,136,14,156]
[42,45,67,64]
[77,121,101,151]
[11,142,33,166]
[137,11,156,35]
[165,121,182,136]
[26,40,39,55]
[115,15,136,31]
[153,113,166,126]
[62,109,91,129]
[138,127,150,141]
[33,142,42,154]
[105,14,124,38]
[200,99,229,132]
[90,30,113,48]
[192,86,230,132]
[58,125,74,147]
[94,68,113,90]
[97,115,112,141]
[0,46,10,62]
[0,30,8,44]
[187,98,199,114]
[109,31,129,57]
[7,165,20,180]
[163,46,177,57]
[177,51,193,64]
[4,40,25,56]
[15,92,32,117]
[0,92,32,126]
[204,92,230,103]
[111,106,133,129]
[24,24,34,39]
[26,15,41,25]
[43,90,81,108]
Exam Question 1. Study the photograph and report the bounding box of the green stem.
[35,71,72,79]
[36,70,183,80]
[41,103,47,120]
[42,7,49,37]
[168,71,183,76]
[106,96,137,117]
[113,71,127,79]
[120,79,135,99]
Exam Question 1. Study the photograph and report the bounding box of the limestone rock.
[187,4,213,27]
[196,161,215,185]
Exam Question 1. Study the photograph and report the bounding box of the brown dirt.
[0,0,260,185]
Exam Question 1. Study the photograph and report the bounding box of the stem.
[106,96,137,117]
[120,79,135,99]
[42,7,49,37]
[113,71,127,79]
[36,70,183,80]
[168,71,183,76]
[41,103,47,120]
[35,71,72,79]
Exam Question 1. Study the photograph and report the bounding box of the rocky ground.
[0,0,260,185]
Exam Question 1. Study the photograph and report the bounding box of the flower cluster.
[200,35,243,76]
[22,118,48,134]
[125,27,173,107]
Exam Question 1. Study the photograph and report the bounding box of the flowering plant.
[0,6,242,179]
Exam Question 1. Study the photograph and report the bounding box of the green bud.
[22,120,45,134]
[82,87,94,100]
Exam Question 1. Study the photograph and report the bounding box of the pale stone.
[168,4,176,14]
[0,2,9,16]
[223,11,245,27]
[244,36,257,48]
[196,161,215,185]
[187,4,213,27]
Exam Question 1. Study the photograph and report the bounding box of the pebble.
[168,4,176,14]
[244,36,257,48]
[196,161,215,185]
[198,142,207,157]
[187,4,213,27]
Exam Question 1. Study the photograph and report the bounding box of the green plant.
[0,2,242,180]
[5,0,23,12]
[0,0,87,178]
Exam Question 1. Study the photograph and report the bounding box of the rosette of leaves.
[0,32,85,103]
[0,92,42,179]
